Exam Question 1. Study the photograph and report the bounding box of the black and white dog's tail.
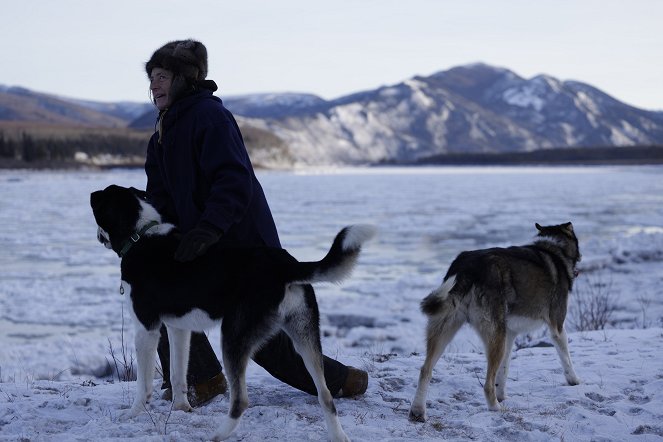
[291,224,376,285]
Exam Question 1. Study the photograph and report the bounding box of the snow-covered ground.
[1,166,662,441]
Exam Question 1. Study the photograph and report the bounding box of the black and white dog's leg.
[128,325,160,417]
[167,326,193,412]
[548,324,581,385]
[496,329,517,402]
[280,285,349,442]
[213,329,254,441]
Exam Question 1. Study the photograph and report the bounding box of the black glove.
[174,222,223,262]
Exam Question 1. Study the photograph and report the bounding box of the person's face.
[149,68,173,110]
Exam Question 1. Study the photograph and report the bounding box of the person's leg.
[186,331,224,383]
[157,325,172,388]
[252,330,363,397]
[158,325,223,387]
[158,327,365,399]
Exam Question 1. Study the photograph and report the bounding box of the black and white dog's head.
[90,185,160,256]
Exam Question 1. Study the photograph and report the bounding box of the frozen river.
[1,165,662,381]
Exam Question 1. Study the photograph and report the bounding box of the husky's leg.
[127,325,160,417]
[496,329,517,402]
[281,285,349,442]
[409,313,464,422]
[477,321,506,411]
[548,324,581,385]
[167,326,193,412]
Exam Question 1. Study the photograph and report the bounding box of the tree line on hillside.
[398,145,663,166]
[1,128,661,169]
[0,130,149,167]
[0,125,292,169]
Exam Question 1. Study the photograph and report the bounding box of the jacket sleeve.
[145,136,177,224]
[196,119,254,233]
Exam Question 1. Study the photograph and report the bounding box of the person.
[143,39,368,406]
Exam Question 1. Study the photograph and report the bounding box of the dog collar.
[118,221,159,257]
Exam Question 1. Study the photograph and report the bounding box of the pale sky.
[2,0,662,110]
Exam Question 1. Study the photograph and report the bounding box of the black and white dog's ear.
[129,187,148,200]
[90,190,107,211]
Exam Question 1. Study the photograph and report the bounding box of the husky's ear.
[562,222,574,236]
[535,223,543,231]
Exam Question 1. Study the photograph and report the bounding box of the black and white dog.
[91,184,375,441]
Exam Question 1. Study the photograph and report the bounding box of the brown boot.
[190,372,228,407]
[161,372,228,407]
[335,366,368,398]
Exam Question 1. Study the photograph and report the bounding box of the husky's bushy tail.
[292,224,376,285]
[420,275,457,316]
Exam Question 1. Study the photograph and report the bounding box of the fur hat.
[145,39,208,81]
[146,39,213,106]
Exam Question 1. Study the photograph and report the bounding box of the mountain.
[128,63,663,165]
[3,63,663,166]
[425,64,663,149]
[237,64,663,164]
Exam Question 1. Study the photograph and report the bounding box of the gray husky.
[409,222,582,422]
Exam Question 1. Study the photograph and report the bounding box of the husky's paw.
[408,405,427,422]
[566,376,581,386]
[331,432,350,442]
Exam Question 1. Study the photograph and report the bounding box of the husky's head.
[535,222,581,265]
[90,185,158,256]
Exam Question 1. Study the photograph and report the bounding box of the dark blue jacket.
[145,89,281,248]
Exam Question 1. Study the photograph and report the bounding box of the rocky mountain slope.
[232,64,663,165]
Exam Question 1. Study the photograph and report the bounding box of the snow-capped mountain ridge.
[222,92,328,118]
[221,63,662,165]
[3,63,662,166]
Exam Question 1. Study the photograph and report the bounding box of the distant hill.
[57,96,153,123]
[127,92,329,129]
[3,63,663,167]
[0,86,151,127]
[0,87,291,168]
